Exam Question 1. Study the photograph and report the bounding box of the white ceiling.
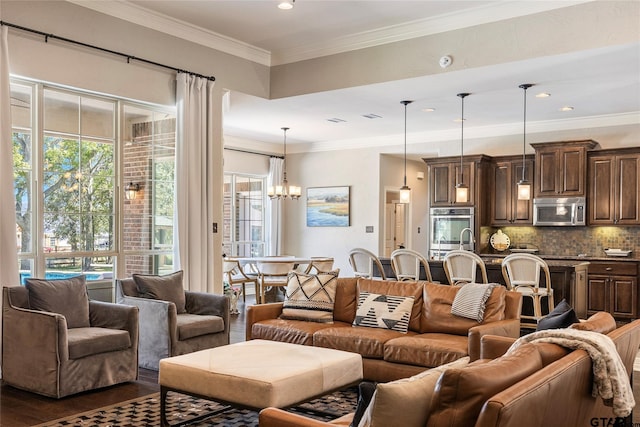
[73,0,640,159]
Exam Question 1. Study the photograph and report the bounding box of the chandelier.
[268,127,301,200]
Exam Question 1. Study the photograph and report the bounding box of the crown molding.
[68,0,591,67]
[66,0,271,66]
[299,111,639,153]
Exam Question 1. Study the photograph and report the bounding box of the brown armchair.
[1,278,139,398]
[116,271,230,370]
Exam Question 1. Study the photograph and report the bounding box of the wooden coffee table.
[158,339,363,427]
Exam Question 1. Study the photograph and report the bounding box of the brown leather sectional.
[246,277,522,382]
[258,313,640,427]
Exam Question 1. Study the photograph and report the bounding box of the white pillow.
[357,357,470,427]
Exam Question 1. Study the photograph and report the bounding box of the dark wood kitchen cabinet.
[588,148,640,225]
[489,155,534,225]
[424,155,491,207]
[587,261,638,320]
[531,140,598,198]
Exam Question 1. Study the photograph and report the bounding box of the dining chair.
[501,253,555,329]
[348,248,386,280]
[305,257,335,274]
[390,248,433,282]
[223,258,257,302]
[442,250,488,286]
[256,260,296,304]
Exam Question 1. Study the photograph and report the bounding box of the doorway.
[384,190,409,257]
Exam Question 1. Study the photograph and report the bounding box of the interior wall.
[282,149,381,276]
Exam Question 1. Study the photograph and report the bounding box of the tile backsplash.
[480,226,640,258]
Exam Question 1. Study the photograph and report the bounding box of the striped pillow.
[353,291,414,333]
[451,283,500,322]
[281,271,339,323]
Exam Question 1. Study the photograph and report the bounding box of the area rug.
[34,387,358,426]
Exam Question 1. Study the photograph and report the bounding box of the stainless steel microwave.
[533,197,586,226]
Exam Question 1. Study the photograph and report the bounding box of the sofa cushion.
[281,271,339,323]
[383,333,469,368]
[333,278,359,324]
[354,292,414,333]
[133,270,186,314]
[357,278,424,332]
[358,357,470,427]
[67,327,131,359]
[177,313,225,341]
[422,282,506,335]
[570,311,617,334]
[314,326,413,358]
[25,275,90,329]
[536,299,579,331]
[252,319,351,346]
[426,343,543,427]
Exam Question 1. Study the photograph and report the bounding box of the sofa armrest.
[246,302,284,341]
[259,408,335,427]
[468,318,520,361]
[480,335,517,359]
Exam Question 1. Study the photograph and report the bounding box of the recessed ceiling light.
[535,92,551,98]
[560,106,574,111]
[422,108,436,112]
[278,0,294,10]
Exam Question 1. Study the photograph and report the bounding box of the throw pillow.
[133,270,186,314]
[280,270,339,323]
[353,291,414,333]
[25,275,90,329]
[349,381,377,427]
[451,283,500,322]
[356,357,470,427]
[536,299,579,331]
[570,311,617,334]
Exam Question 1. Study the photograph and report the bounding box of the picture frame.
[306,186,350,227]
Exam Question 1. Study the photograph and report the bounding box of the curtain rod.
[224,147,283,159]
[0,20,215,81]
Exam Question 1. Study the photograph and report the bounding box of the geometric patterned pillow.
[281,270,339,323]
[353,291,414,333]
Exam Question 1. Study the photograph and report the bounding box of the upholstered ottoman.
[159,339,363,426]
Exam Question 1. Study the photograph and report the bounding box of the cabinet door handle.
[605,267,613,272]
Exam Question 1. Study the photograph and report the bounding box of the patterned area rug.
[34,387,358,426]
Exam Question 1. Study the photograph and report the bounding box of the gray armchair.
[116,277,230,370]
[2,284,139,398]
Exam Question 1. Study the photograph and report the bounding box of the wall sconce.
[124,182,140,200]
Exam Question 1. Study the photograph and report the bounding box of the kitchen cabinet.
[587,262,638,320]
[489,155,534,225]
[531,140,598,198]
[588,148,640,225]
[424,155,491,207]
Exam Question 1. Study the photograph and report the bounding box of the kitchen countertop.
[477,253,639,266]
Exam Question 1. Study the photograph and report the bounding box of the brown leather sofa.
[246,277,522,382]
[258,313,640,427]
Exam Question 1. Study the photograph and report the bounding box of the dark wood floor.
[0,296,252,426]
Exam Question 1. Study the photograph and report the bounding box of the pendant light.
[399,100,413,204]
[455,93,470,203]
[268,127,301,200]
[517,84,533,200]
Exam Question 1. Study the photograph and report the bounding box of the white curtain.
[174,73,216,292]
[0,25,19,379]
[266,157,283,256]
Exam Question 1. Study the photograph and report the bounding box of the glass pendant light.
[517,84,533,200]
[455,93,470,203]
[399,100,413,204]
[267,127,301,200]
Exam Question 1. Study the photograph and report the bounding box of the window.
[11,80,176,283]
[223,174,265,257]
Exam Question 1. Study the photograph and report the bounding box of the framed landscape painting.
[306,186,350,227]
